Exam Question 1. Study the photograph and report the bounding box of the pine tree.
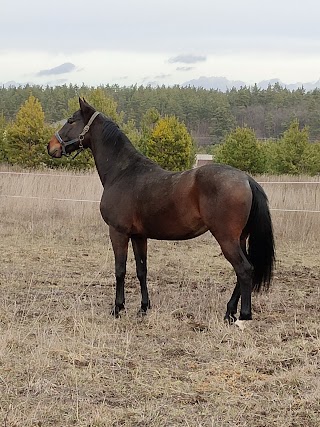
[143,116,195,171]
[300,142,320,175]
[6,95,54,167]
[215,127,264,173]
[273,119,309,174]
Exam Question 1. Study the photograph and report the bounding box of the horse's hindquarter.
[196,164,252,238]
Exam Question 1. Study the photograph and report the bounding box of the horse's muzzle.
[47,136,63,158]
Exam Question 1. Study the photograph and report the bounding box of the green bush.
[271,119,309,174]
[143,115,195,171]
[215,127,265,173]
[300,142,320,175]
[5,95,55,168]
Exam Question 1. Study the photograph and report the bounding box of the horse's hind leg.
[218,238,253,321]
[132,236,151,315]
[224,238,248,323]
[109,226,129,317]
[224,281,240,323]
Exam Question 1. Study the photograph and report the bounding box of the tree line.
[0,85,319,174]
[2,82,320,142]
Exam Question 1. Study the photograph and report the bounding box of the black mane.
[102,116,121,141]
[100,114,160,169]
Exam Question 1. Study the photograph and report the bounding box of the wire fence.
[1,171,319,213]
[1,171,320,185]
[0,194,319,213]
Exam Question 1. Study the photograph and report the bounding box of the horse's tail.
[246,177,275,292]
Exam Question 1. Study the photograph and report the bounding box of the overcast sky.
[2,0,320,87]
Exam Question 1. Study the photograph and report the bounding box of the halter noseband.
[55,111,100,157]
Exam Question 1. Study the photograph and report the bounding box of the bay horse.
[48,98,275,324]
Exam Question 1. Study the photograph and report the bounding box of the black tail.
[246,177,275,292]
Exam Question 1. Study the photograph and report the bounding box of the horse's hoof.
[137,300,151,317]
[111,305,125,318]
[224,313,237,324]
[110,308,120,318]
[235,319,248,331]
[137,308,148,317]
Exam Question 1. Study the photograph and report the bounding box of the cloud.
[37,62,76,76]
[154,73,171,79]
[177,66,194,72]
[168,54,207,64]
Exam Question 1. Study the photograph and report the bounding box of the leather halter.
[55,111,100,157]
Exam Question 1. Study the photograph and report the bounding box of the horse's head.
[47,98,99,158]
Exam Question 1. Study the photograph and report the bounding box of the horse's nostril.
[48,146,61,157]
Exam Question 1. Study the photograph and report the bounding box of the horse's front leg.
[131,235,151,315]
[109,226,129,317]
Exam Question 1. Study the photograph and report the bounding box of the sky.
[2,0,320,88]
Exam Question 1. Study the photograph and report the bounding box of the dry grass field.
[0,166,319,427]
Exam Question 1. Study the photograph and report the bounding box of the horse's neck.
[90,129,140,187]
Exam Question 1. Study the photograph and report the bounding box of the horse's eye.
[67,118,74,124]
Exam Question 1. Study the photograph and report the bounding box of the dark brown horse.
[48,98,275,324]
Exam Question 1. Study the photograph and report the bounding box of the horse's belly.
[142,216,208,240]
[148,227,208,240]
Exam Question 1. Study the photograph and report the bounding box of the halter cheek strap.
[55,111,100,156]
[78,111,100,142]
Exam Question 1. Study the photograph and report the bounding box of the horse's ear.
[79,97,95,113]
[79,97,86,111]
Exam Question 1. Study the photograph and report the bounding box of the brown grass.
[0,167,319,426]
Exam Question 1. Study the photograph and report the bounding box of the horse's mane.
[102,116,122,141]
[100,113,161,169]
[101,114,145,159]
